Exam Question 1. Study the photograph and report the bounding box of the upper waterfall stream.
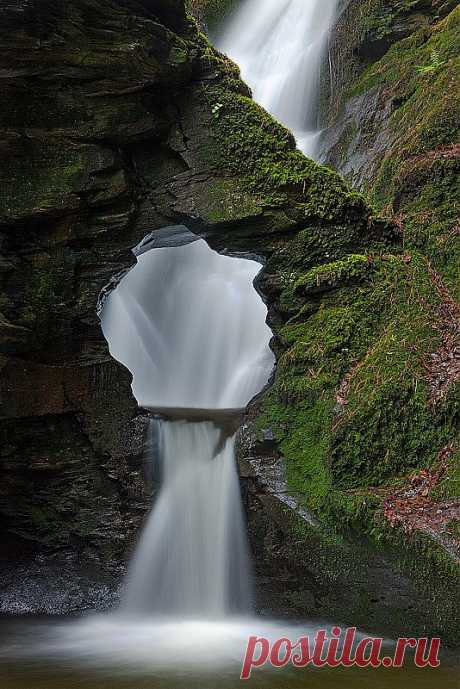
[217,0,339,159]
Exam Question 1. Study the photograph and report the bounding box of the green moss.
[334,385,456,487]
[200,85,371,225]
[257,252,458,521]
[368,520,460,643]
[193,177,263,222]
[392,153,460,299]
[360,0,444,45]
[1,140,101,221]
[22,261,73,348]
[346,6,460,294]
[188,0,240,29]
[354,9,460,99]
[434,444,460,499]
[294,254,374,294]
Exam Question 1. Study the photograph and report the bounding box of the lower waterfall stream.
[122,421,252,616]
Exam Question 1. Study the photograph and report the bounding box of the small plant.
[280,270,297,287]
[416,49,446,75]
[211,102,224,119]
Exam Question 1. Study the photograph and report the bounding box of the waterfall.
[216,0,339,159]
[100,228,275,617]
[6,237,380,679]
[101,235,273,410]
[123,422,251,615]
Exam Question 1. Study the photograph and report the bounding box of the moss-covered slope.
[244,0,459,639]
[322,1,459,296]
[317,0,459,508]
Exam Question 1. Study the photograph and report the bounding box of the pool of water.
[0,616,458,689]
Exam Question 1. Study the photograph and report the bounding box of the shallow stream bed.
[0,617,458,689]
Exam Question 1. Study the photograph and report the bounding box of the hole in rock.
[100,225,275,417]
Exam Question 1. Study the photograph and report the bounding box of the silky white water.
[100,231,275,616]
[217,0,339,158]
[123,421,252,615]
[101,237,274,410]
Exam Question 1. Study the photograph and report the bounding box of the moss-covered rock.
[188,0,239,31]
[257,253,455,489]
[251,0,460,640]
[322,3,460,295]
[318,1,459,502]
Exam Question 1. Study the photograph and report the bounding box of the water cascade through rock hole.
[2,240,458,685]
[101,229,275,616]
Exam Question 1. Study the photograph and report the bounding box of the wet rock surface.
[236,421,451,640]
[0,543,124,615]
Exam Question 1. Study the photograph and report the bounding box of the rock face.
[0,0,457,642]
[317,0,459,537]
[320,0,459,295]
[293,0,459,640]
[188,0,238,32]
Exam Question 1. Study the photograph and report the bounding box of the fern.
[416,49,446,75]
